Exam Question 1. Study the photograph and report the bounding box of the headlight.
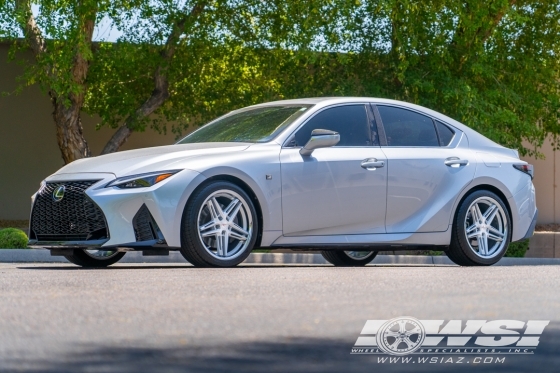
[106,170,181,189]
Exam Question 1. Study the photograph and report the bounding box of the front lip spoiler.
[28,239,171,250]
[28,239,110,249]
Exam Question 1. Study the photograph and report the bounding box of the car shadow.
[15,263,456,270]
[2,334,559,373]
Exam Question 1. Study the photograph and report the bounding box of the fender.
[448,176,514,227]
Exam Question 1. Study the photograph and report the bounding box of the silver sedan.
[28,97,537,267]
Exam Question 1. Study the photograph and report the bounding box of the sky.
[30,4,124,42]
[93,16,123,42]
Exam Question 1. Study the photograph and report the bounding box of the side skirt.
[270,229,452,248]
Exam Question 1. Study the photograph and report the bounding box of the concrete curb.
[1,249,560,266]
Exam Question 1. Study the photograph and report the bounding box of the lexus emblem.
[52,185,66,202]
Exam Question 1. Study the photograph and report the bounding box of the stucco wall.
[521,143,558,224]
[0,43,558,223]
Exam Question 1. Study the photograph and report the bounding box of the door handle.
[361,158,385,170]
[445,157,468,167]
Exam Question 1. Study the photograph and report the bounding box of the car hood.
[53,142,252,178]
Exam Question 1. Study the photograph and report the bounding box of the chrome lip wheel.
[344,251,375,260]
[197,189,253,260]
[83,250,119,260]
[464,196,508,259]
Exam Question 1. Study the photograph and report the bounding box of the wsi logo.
[352,317,550,356]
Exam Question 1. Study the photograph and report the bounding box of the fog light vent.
[132,205,162,242]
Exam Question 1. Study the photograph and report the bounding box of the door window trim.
[282,103,379,148]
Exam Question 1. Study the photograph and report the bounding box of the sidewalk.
[1,249,559,266]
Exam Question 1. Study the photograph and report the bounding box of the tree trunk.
[51,95,91,163]
[100,67,170,154]
[100,1,208,154]
[450,0,516,71]
[16,0,95,164]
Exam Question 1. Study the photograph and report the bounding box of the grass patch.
[505,239,529,257]
[0,228,29,249]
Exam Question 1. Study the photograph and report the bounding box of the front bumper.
[28,169,205,249]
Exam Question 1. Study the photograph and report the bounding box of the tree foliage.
[1,0,559,161]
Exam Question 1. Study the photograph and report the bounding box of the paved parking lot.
[0,263,559,372]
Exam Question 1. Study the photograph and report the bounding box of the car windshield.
[177,105,312,144]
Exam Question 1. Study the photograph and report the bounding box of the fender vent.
[132,204,163,242]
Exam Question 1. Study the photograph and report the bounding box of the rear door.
[374,104,476,233]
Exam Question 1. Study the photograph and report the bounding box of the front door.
[280,104,388,236]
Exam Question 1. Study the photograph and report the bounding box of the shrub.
[0,228,29,249]
[505,239,529,257]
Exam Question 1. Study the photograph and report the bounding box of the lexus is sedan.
[28,97,537,267]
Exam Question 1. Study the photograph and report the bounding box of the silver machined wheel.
[344,251,375,260]
[83,249,120,260]
[464,196,508,259]
[197,189,253,260]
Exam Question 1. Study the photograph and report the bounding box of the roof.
[250,96,508,151]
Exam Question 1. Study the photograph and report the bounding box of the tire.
[180,181,259,267]
[321,250,377,267]
[447,190,511,266]
[64,249,125,268]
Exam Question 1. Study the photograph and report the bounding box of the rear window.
[377,106,439,147]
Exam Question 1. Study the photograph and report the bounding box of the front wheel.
[180,181,259,267]
[321,250,377,267]
[64,249,125,268]
[447,190,511,266]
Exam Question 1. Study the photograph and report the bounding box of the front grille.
[30,180,109,241]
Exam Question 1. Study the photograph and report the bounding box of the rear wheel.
[180,181,258,267]
[321,250,377,267]
[447,190,511,266]
[64,249,125,268]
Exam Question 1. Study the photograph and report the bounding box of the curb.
[1,249,560,266]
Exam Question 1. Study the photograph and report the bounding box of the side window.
[435,121,455,146]
[293,105,371,147]
[378,106,439,147]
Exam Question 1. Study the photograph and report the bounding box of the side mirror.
[299,129,340,156]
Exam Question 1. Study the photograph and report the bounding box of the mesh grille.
[30,180,108,241]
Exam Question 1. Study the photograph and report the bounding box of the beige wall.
[0,43,558,223]
[0,44,177,219]
[521,143,558,224]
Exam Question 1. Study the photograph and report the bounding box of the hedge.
[0,228,28,249]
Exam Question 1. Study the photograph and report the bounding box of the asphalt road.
[0,262,559,373]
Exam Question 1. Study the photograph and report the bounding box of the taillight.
[513,164,534,179]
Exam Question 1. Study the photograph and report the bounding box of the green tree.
[1,1,559,162]
[0,0,311,163]
[313,0,560,155]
